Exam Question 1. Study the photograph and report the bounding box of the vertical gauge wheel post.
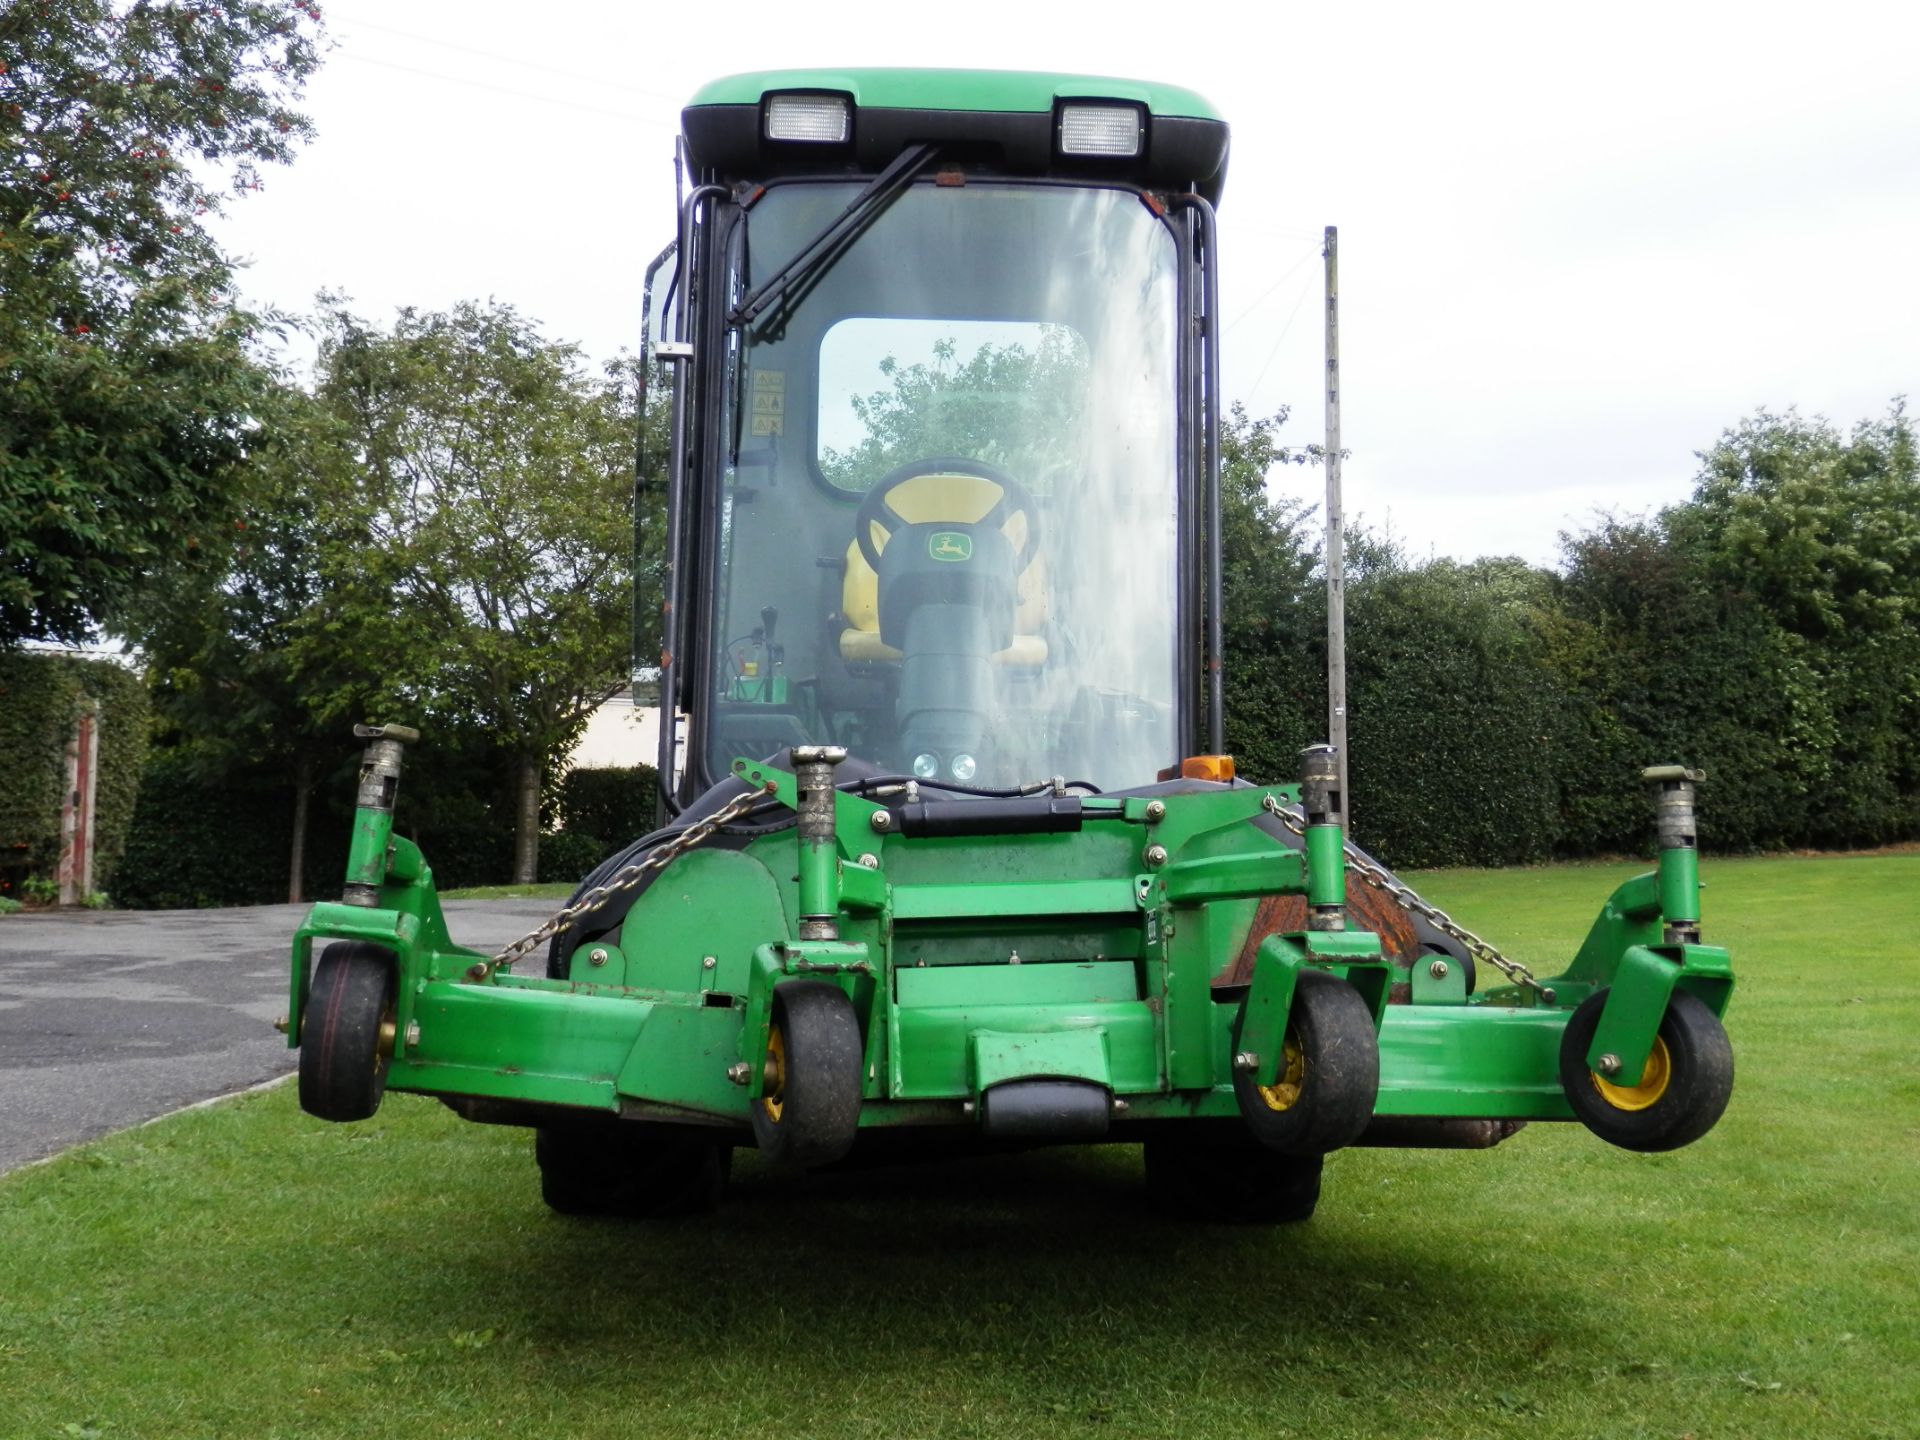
[297,942,397,1123]
[1232,746,1381,1157]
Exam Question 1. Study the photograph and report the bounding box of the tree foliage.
[1218,403,1321,784]
[819,328,1090,492]
[121,375,391,900]
[303,300,636,882]
[1559,401,1920,851]
[0,0,324,645]
[1222,398,1920,863]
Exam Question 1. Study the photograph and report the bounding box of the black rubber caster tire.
[1560,988,1733,1152]
[536,1125,732,1218]
[1233,968,1380,1156]
[1144,1136,1324,1224]
[750,981,863,1168]
[298,942,396,1122]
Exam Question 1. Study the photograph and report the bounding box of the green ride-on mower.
[287,69,1735,1223]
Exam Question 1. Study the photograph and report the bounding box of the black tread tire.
[1233,968,1380,1156]
[1560,988,1733,1152]
[1143,1136,1324,1224]
[536,1125,732,1218]
[750,981,863,1168]
[298,942,395,1123]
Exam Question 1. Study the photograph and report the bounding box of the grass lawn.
[438,882,574,901]
[2,853,1915,1439]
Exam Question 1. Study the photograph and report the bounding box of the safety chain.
[479,788,768,977]
[1260,794,1555,1001]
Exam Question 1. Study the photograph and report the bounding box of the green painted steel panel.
[617,1004,753,1120]
[891,878,1140,921]
[619,847,788,996]
[1163,899,1220,1089]
[1563,870,1663,985]
[1373,1006,1574,1118]
[973,1028,1110,1091]
[687,68,1221,121]
[384,1057,615,1111]
[408,980,648,1081]
[1659,846,1701,923]
[1160,848,1304,904]
[896,960,1138,1008]
[895,1001,1160,1098]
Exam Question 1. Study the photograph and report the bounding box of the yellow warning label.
[750,370,784,435]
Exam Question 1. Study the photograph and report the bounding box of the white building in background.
[565,693,660,771]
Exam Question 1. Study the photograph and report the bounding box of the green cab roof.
[686,68,1222,122]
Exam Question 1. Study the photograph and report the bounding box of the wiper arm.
[729,143,938,329]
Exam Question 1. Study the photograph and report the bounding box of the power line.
[331,12,689,107]
[335,50,676,128]
[1244,272,1317,407]
[1225,241,1323,333]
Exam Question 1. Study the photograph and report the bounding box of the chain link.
[481,788,768,976]
[1260,794,1554,1000]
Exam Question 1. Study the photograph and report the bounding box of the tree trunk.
[288,758,313,905]
[512,752,542,885]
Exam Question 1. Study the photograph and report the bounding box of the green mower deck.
[290,742,1734,1181]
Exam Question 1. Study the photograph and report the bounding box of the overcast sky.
[211,0,1920,568]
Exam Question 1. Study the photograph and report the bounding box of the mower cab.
[287,69,1734,1224]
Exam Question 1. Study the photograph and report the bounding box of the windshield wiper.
[729,142,938,331]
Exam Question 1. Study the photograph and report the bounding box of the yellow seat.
[839,471,1048,666]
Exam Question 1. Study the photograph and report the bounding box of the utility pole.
[1323,226,1351,836]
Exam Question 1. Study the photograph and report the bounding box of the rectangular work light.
[1058,103,1143,157]
[765,93,851,143]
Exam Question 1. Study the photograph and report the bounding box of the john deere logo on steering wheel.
[929,531,973,562]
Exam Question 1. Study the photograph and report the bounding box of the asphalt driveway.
[0,899,556,1174]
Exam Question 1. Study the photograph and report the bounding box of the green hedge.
[0,651,148,897]
[116,746,350,909]
[556,765,660,850]
[114,741,630,908]
[1342,561,1565,869]
[117,741,527,908]
[538,830,607,886]
[530,766,665,888]
[1217,403,1919,865]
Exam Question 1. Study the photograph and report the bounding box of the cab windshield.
[704,179,1180,791]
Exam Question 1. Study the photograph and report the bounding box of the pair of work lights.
[764,92,1146,158]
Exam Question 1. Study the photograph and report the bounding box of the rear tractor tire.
[1144,1135,1324,1224]
[1560,988,1733,1152]
[1233,968,1380,1156]
[536,1124,731,1218]
[298,942,397,1123]
[750,981,863,1168]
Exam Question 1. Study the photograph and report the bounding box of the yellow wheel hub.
[761,1024,787,1123]
[1256,1034,1306,1112]
[1591,1036,1672,1112]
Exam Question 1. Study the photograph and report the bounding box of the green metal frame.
[290,750,1734,1135]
